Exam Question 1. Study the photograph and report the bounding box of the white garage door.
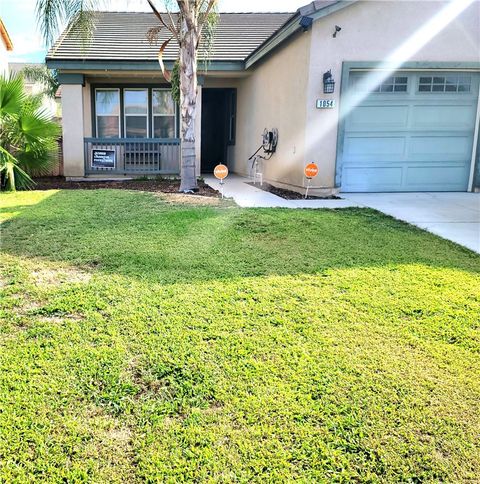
[340,71,479,192]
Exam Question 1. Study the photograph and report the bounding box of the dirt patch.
[38,313,85,324]
[31,177,220,197]
[81,405,136,481]
[19,300,43,313]
[158,192,235,207]
[30,267,92,287]
[126,359,172,400]
[247,182,341,200]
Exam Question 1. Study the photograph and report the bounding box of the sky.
[0,0,307,63]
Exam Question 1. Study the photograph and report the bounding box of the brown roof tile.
[47,12,294,62]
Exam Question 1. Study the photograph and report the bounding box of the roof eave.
[0,19,13,51]
[46,58,246,74]
[245,1,357,70]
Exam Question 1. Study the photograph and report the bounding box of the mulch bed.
[30,177,220,197]
[247,182,341,200]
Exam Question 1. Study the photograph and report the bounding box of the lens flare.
[260,0,477,190]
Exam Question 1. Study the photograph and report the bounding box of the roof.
[47,12,294,62]
[245,1,353,68]
[0,18,13,51]
[298,1,342,16]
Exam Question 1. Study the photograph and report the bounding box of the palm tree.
[37,0,218,193]
[21,65,60,99]
[0,74,61,191]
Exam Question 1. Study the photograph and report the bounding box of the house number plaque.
[316,99,336,109]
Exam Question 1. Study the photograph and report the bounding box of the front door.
[201,88,235,173]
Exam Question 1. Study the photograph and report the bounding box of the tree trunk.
[5,162,16,192]
[178,16,198,192]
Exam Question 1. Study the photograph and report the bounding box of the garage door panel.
[409,135,473,159]
[412,104,476,129]
[340,70,478,192]
[405,165,470,190]
[344,136,406,160]
[347,105,409,130]
[342,166,403,190]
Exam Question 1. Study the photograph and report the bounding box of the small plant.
[0,74,61,191]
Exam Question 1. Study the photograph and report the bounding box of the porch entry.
[201,88,236,173]
[85,85,181,176]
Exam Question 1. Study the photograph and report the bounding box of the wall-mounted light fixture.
[333,25,342,38]
[323,70,335,94]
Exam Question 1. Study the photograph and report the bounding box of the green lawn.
[1,189,479,482]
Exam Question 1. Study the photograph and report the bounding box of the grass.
[1,189,479,482]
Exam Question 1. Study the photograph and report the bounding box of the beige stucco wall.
[304,0,480,191]
[83,82,92,137]
[231,31,311,188]
[62,84,85,177]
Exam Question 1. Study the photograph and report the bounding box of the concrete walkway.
[205,175,480,253]
[204,175,360,209]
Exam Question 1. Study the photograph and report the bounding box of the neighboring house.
[47,0,480,193]
[0,18,13,75]
[9,63,62,121]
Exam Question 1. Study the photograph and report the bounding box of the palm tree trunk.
[179,24,198,192]
[5,162,16,192]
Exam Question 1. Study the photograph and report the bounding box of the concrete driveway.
[343,192,480,253]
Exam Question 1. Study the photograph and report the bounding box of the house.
[0,18,13,75]
[9,63,62,121]
[46,0,480,194]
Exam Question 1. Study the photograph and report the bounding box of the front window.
[152,89,176,138]
[94,86,178,139]
[124,89,148,138]
[95,89,120,138]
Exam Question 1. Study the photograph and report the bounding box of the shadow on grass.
[1,189,479,284]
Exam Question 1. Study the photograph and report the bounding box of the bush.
[0,73,61,191]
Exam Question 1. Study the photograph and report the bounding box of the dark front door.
[201,88,235,173]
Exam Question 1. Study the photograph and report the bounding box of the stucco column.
[61,84,85,177]
[195,83,202,176]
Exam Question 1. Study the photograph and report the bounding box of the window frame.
[371,75,409,93]
[351,74,409,94]
[92,85,178,140]
[227,89,237,146]
[151,88,178,139]
[94,88,121,139]
[123,88,150,139]
[417,74,472,94]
